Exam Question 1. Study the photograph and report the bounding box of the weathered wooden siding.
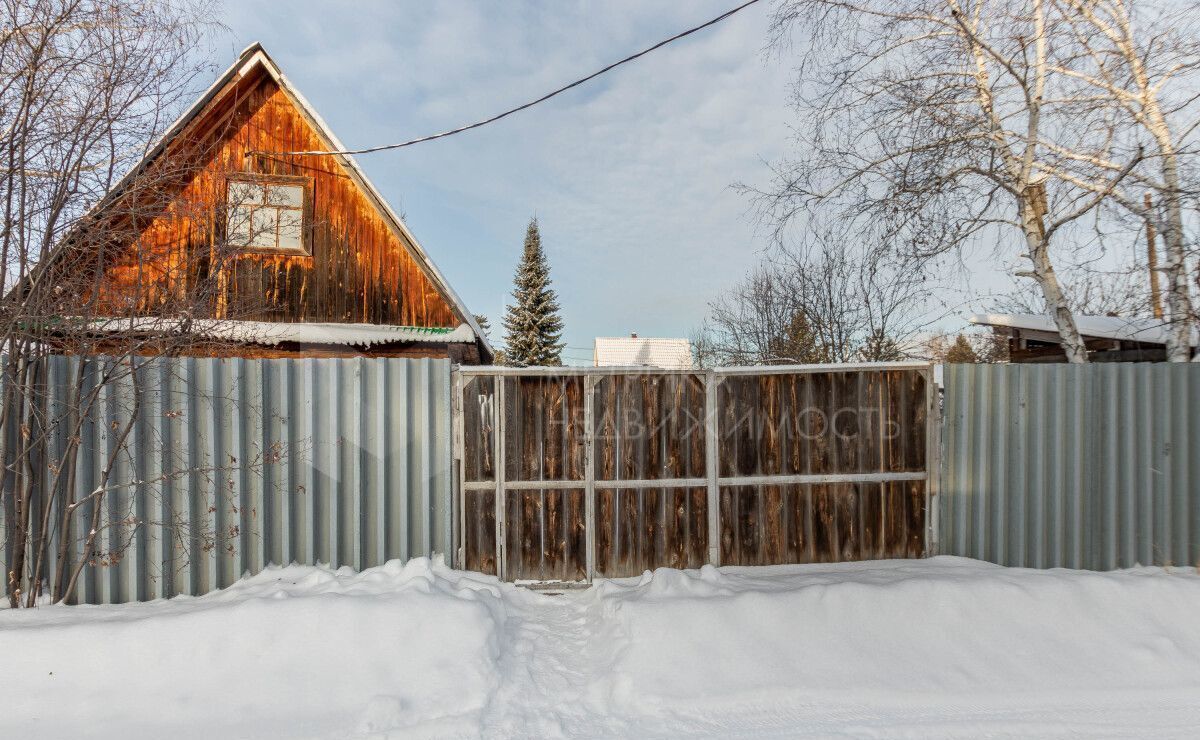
[463,489,497,575]
[462,376,497,484]
[504,488,587,582]
[499,376,586,580]
[719,481,925,566]
[92,65,460,327]
[503,376,585,483]
[594,374,706,481]
[596,486,708,575]
[593,374,708,576]
[717,370,927,477]
[457,365,933,582]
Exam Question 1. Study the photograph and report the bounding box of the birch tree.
[1048,0,1199,360]
[761,0,1145,362]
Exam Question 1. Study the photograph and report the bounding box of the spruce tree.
[944,334,979,364]
[860,329,906,362]
[502,218,565,366]
[768,310,825,363]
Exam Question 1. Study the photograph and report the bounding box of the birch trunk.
[1158,159,1195,362]
[1139,79,1194,360]
[1022,192,1089,363]
[1093,0,1195,360]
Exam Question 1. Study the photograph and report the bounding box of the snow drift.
[596,558,1200,736]
[1,559,509,738]
[4,556,1200,738]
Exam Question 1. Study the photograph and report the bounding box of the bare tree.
[995,255,1153,317]
[0,0,273,607]
[760,0,1150,363]
[1046,0,1199,360]
[697,228,929,365]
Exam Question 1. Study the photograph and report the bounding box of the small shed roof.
[593,336,693,369]
[970,313,1198,347]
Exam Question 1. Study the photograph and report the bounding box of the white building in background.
[593,333,693,369]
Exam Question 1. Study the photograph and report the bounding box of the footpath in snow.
[4,556,1200,739]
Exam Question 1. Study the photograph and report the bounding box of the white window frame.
[225,174,312,256]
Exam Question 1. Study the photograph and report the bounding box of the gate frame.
[452,361,936,582]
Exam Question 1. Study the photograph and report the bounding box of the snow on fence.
[1,356,452,604]
[454,364,936,582]
[940,363,1200,569]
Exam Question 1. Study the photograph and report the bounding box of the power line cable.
[256,0,762,157]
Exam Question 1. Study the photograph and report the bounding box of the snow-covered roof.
[970,313,1199,347]
[69,318,476,347]
[593,336,693,369]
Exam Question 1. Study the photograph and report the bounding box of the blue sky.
[219,1,794,364]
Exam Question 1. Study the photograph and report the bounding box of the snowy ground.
[4,556,1200,739]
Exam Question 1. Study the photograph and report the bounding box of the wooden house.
[25,43,492,363]
[971,313,1197,363]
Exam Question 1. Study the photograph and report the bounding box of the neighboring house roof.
[970,313,1199,347]
[593,336,694,369]
[65,318,476,347]
[23,42,492,359]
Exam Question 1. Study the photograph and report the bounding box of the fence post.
[925,363,940,557]
[494,375,506,581]
[584,373,596,581]
[451,368,464,570]
[706,370,720,566]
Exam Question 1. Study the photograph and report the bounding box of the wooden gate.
[453,364,934,582]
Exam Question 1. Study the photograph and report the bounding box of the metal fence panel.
[1,355,452,604]
[940,363,1200,569]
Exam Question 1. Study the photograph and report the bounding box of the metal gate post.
[451,369,465,569]
[705,370,720,566]
[925,363,940,556]
[584,373,596,581]
[495,374,507,580]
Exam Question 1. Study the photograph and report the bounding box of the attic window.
[226,175,310,255]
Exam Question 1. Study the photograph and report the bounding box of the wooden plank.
[461,376,495,483]
[502,488,586,581]
[463,491,496,575]
[504,376,584,482]
[592,373,706,482]
[594,486,707,577]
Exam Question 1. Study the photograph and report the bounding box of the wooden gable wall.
[92,63,461,327]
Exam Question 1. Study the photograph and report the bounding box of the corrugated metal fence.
[11,358,1199,606]
[1,356,451,604]
[939,363,1200,569]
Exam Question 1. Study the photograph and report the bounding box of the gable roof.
[28,42,492,358]
[593,336,694,369]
